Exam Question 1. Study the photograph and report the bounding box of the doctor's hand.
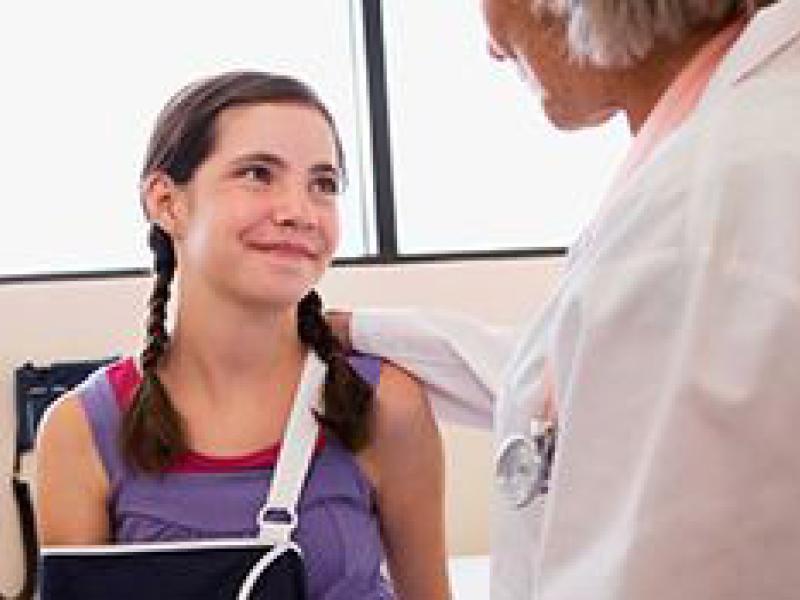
[325,310,353,353]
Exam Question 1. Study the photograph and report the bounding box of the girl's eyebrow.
[231,153,341,177]
[230,152,287,168]
[309,163,340,176]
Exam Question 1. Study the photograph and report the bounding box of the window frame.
[0,0,566,286]
[362,0,569,266]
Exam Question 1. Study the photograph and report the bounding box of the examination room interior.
[0,0,633,597]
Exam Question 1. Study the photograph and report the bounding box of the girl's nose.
[270,184,316,231]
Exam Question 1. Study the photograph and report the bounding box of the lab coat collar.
[703,0,800,102]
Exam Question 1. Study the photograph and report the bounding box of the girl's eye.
[240,165,273,183]
[311,176,341,195]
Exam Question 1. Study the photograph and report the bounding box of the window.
[0,0,374,279]
[382,0,631,255]
[1,1,635,281]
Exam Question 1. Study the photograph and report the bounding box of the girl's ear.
[142,172,189,240]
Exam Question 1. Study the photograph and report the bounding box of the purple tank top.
[76,355,393,600]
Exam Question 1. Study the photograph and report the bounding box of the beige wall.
[0,257,562,597]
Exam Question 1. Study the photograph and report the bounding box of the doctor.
[334,0,800,598]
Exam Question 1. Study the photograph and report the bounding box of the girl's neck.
[159,277,308,409]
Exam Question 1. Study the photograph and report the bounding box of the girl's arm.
[35,393,110,546]
[360,362,451,600]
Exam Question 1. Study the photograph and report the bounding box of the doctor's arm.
[341,308,516,430]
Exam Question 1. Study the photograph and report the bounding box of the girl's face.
[154,102,342,308]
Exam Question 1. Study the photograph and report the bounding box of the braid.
[120,224,188,472]
[142,225,174,370]
[298,290,373,452]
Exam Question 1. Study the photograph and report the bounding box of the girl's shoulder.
[356,356,438,484]
[371,361,429,433]
[40,357,136,486]
[36,356,128,457]
[347,352,431,439]
[35,385,112,545]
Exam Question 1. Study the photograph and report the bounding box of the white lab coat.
[352,1,800,598]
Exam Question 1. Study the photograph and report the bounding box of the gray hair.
[532,0,756,67]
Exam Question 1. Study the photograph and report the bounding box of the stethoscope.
[495,418,558,509]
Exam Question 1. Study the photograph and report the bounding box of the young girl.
[35,71,450,599]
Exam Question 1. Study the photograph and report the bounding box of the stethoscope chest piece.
[495,423,557,509]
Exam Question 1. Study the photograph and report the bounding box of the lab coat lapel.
[702,0,800,104]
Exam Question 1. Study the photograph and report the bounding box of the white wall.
[0,257,563,597]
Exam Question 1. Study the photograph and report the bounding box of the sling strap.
[256,353,326,545]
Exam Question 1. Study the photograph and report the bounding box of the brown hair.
[122,71,372,473]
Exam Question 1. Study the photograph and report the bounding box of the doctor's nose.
[487,39,509,62]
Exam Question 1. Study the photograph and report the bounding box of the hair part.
[122,72,366,473]
[530,0,759,67]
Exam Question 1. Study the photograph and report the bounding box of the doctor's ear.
[141,171,189,240]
